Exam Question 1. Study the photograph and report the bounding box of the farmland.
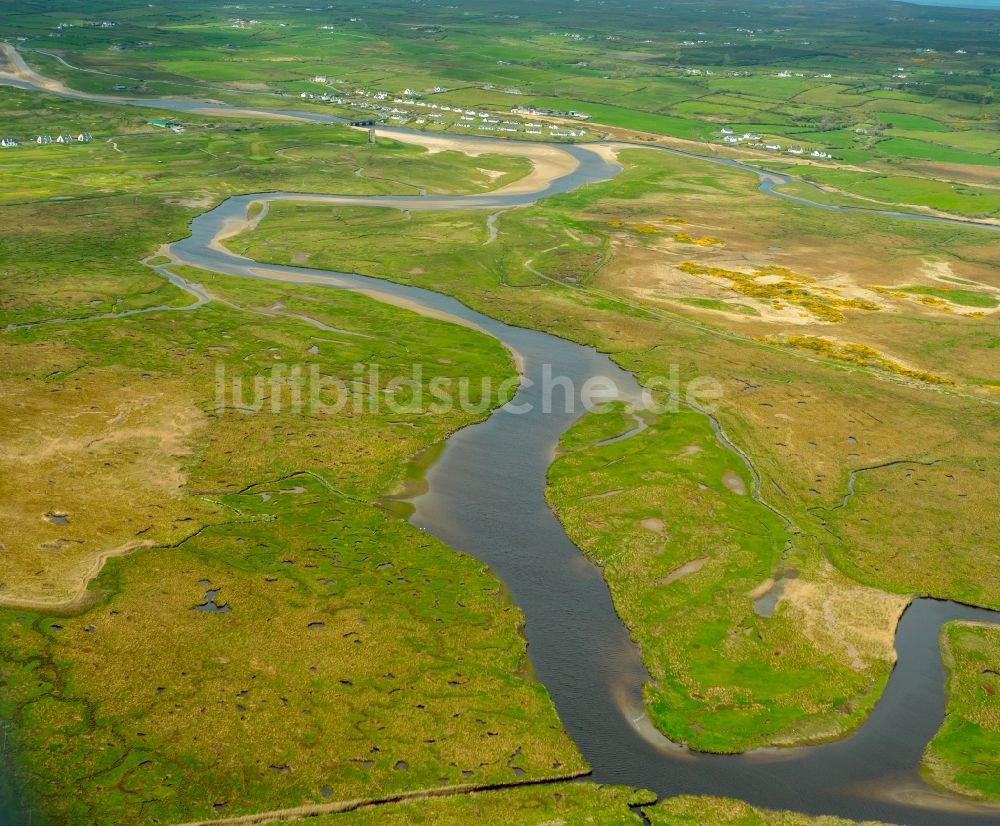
[0,0,996,213]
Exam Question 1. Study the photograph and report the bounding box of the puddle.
[751,570,799,618]
[195,588,231,613]
[44,512,69,526]
[307,621,325,629]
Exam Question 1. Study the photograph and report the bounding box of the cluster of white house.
[718,127,830,159]
[298,83,589,138]
[776,71,834,79]
[1,133,92,148]
[511,106,591,121]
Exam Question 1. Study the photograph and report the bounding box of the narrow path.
[177,773,589,826]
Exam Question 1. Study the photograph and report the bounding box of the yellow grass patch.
[0,360,218,607]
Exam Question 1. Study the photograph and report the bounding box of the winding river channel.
[3,47,1000,825]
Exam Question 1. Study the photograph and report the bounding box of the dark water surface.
[3,61,1000,825]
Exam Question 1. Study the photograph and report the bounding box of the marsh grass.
[924,623,1000,801]
[547,403,901,752]
[239,144,999,767]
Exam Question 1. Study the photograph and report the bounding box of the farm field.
[0,0,996,213]
[1,1,999,823]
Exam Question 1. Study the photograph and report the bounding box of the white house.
[811,150,831,159]
[56,134,74,144]
[36,135,53,145]
[787,146,804,155]
[77,133,92,143]
[723,135,740,144]
[1,137,19,148]
[764,143,781,151]
[720,126,734,135]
